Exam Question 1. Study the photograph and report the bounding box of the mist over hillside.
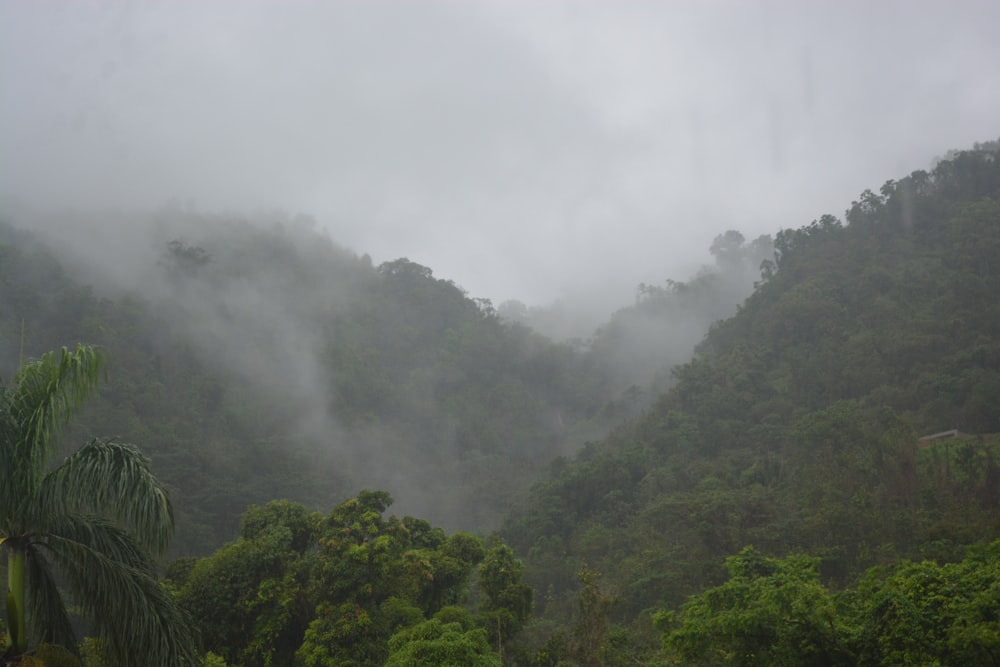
[1,204,770,554]
[501,143,1000,662]
[3,2,1000,663]
[5,138,999,667]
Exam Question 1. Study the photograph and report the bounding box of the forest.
[2,142,999,665]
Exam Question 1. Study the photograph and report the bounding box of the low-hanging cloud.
[1,0,998,312]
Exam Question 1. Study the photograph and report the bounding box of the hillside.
[0,217,591,554]
[4,140,999,664]
[501,143,1000,661]
[0,207,761,557]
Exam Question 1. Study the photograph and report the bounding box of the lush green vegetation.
[1,215,637,555]
[660,540,1000,665]
[170,491,529,666]
[0,205,765,557]
[1,141,999,664]
[0,346,197,666]
[500,142,1000,663]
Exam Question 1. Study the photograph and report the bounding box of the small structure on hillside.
[918,428,965,445]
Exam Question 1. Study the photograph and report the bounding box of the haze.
[1,0,998,308]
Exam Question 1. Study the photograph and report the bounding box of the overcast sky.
[1,0,998,307]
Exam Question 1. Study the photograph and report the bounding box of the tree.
[852,541,1000,665]
[177,500,319,667]
[179,492,489,667]
[660,547,852,666]
[658,540,1000,665]
[571,567,618,667]
[385,617,501,667]
[709,230,746,267]
[0,345,197,666]
[478,542,533,657]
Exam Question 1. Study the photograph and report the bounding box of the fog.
[2,0,998,312]
[3,0,999,541]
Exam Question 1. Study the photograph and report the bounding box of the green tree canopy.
[179,492,499,667]
[385,617,501,667]
[660,541,1000,666]
[660,547,851,666]
[851,541,1000,665]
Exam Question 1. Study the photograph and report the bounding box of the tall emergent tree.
[0,345,198,666]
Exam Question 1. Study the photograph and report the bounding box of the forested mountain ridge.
[0,215,597,554]
[498,228,773,398]
[4,142,999,664]
[0,206,761,557]
[502,143,1000,662]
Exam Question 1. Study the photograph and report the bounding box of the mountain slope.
[502,142,1000,655]
[2,200,769,556]
[0,215,618,553]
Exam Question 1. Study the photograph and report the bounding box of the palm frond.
[40,439,174,556]
[10,344,105,452]
[34,513,156,573]
[0,386,21,527]
[25,544,77,650]
[1,345,104,511]
[35,532,200,667]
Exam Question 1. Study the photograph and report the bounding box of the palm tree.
[1,344,198,666]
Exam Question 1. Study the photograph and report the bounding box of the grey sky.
[1,0,998,307]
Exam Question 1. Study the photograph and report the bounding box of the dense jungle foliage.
[1,141,999,664]
[168,491,529,667]
[501,142,1000,663]
[660,537,1000,665]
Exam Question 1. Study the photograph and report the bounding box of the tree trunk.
[5,544,27,655]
